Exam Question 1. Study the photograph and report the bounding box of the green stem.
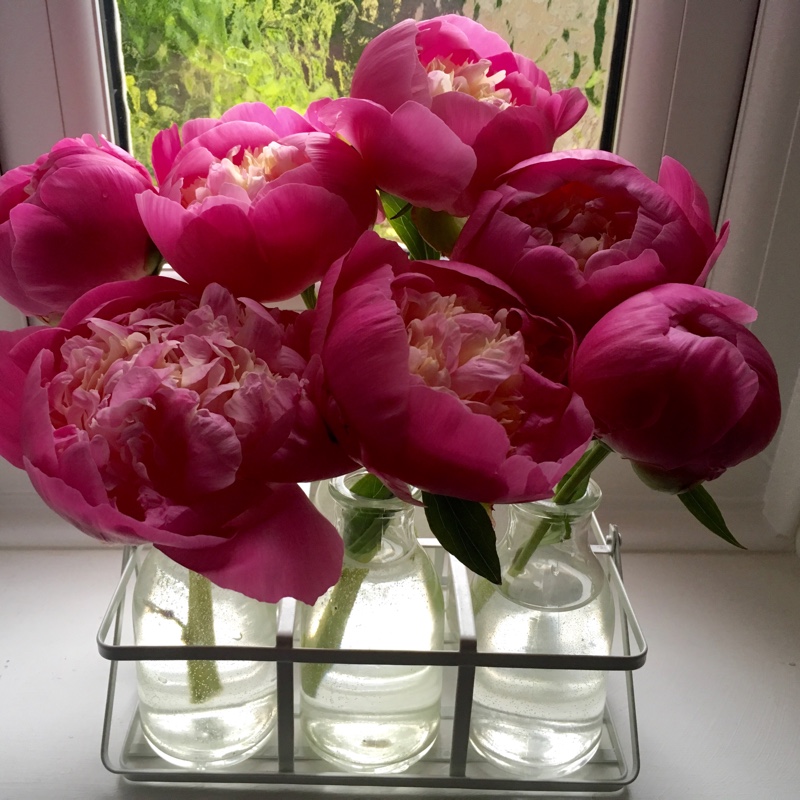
[507,440,612,577]
[302,473,394,697]
[301,284,317,310]
[379,191,440,260]
[301,565,369,697]
[183,570,223,705]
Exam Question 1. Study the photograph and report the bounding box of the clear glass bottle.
[132,547,278,768]
[470,480,614,778]
[300,470,445,773]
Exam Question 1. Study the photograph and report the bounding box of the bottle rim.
[328,469,419,511]
[510,479,602,521]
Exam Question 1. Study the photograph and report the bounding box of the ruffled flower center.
[399,287,528,433]
[182,142,306,206]
[514,181,638,270]
[426,56,513,109]
[46,291,299,517]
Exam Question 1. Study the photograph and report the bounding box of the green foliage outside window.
[120,0,337,161]
[119,0,467,162]
[118,0,617,166]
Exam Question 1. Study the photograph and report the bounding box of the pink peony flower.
[453,152,729,335]
[311,15,587,215]
[307,96,477,214]
[571,284,781,492]
[138,102,378,302]
[0,277,353,603]
[312,232,594,503]
[0,135,158,320]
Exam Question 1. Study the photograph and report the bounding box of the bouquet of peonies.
[0,15,781,603]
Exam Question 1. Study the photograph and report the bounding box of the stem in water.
[184,570,223,704]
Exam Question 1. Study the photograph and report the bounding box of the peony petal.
[350,19,431,112]
[59,275,191,330]
[697,220,730,286]
[222,102,283,127]
[704,326,781,469]
[250,182,367,300]
[429,92,498,147]
[312,232,409,356]
[463,105,560,213]
[658,156,717,251]
[171,201,266,296]
[158,484,344,604]
[8,177,153,312]
[108,365,166,406]
[178,120,280,165]
[19,349,65,476]
[0,221,43,315]
[322,280,412,456]
[23,457,245,548]
[143,388,242,498]
[136,191,191,267]
[299,134,379,231]
[655,283,757,325]
[0,327,52,467]
[261,354,357,483]
[0,163,36,222]
[452,191,530,273]
[184,409,243,493]
[53,435,109,506]
[363,383,512,502]
[547,87,590,136]
[418,15,511,60]
[152,124,183,186]
[316,98,476,212]
[273,105,317,134]
[179,117,220,146]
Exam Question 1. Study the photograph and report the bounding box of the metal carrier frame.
[97,519,647,794]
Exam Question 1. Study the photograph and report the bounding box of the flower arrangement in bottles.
[0,14,780,779]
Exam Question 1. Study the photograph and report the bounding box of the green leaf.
[379,192,440,261]
[678,485,745,549]
[422,492,501,584]
[350,473,393,500]
[342,511,385,562]
[342,473,394,562]
[410,207,466,255]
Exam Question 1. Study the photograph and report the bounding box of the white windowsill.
[1,548,798,799]
[2,450,791,553]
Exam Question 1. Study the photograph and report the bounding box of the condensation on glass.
[114,0,621,162]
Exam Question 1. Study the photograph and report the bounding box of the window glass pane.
[468,0,622,149]
[117,0,623,163]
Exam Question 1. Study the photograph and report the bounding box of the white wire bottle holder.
[97,519,646,794]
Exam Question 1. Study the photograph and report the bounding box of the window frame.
[0,0,797,551]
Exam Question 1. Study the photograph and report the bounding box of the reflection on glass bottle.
[470,480,614,777]
[300,471,445,773]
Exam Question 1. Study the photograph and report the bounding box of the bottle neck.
[502,479,603,561]
[329,471,418,564]
[495,481,605,609]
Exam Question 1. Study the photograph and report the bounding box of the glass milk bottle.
[132,547,278,768]
[470,480,614,777]
[300,470,444,773]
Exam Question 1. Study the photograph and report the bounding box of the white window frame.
[608,0,800,553]
[0,0,798,552]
